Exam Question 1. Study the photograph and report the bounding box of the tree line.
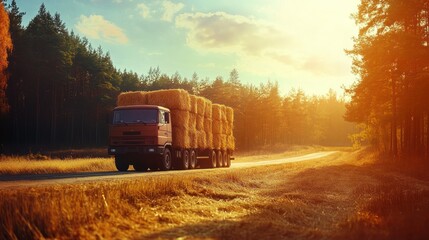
[0,1,355,151]
[347,0,429,160]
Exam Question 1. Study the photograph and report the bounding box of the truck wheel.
[115,156,129,172]
[133,161,148,172]
[179,149,189,170]
[226,152,231,168]
[160,148,172,171]
[189,150,196,169]
[222,151,228,168]
[209,150,217,168]
[216,150,223,168]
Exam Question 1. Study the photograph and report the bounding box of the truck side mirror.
[164,112,170,124]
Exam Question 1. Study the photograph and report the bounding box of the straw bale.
[189,130,198,149]
[204,119,212,133]
[204,100,213,118]
[172,127,190,148]
[213,134,221,149]
[196,114,204,131]
[206,132,213,149]
[220,105,227,122]
[196,96,206,116]
[146,89,190,111]
[190,95,197,114]
[222,120,228,134]
[212,120,223,134]
[226,120,233,135]
[189,112,197,132]
[221,134,227,150]
[226,107,234,123]
[171,109,189,129]
[212,104,222,121]
[117,91,147,106]
[197,131,207,149]
[227,135,235,150]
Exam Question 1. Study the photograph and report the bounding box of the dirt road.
[0,151,337,189]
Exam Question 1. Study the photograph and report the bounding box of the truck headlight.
[148,148,155,153]
[111,148,116,153]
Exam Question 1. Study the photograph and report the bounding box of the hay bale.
[226,107,234,123]
[190,95,197,114]
[146,89,190,111]
[221,134,227,150]
[204,100,213,118]
[226,120,233,135]
[221,105,227,122]
[222,120,228,134]
[117,91,147,106]
[171,109,189,129]
[189,112,197,132]
[204,119,212,133]
[212,119,223,134]
[189,130,198,149]
[196,97,206,116]
[197,131,207,149]
[212,104,223,121]
[206,132,213,149]
[227,135,235,150]
[213,134,221,149]
[172,127,190,148]
[196,114,204,131]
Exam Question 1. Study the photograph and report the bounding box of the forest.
[0,1,355,152]
[346,0,429,160]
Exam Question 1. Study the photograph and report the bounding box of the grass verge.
[1,148,428,239]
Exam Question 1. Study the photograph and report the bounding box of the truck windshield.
[113,109,158,124]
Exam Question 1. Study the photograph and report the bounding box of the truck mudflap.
[108,146,164,155]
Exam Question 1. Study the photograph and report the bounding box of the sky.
[8,0,360,96]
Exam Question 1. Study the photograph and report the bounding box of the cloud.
[75,15,128,44]
[175,12,292,56]
[162,1,184,22]
[137,3,151,19]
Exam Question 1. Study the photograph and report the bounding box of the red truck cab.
[108,105,172,171]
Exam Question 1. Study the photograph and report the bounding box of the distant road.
[0,151,338,189]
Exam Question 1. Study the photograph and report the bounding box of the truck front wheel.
[160,148,172,171]
[115,156,129,172]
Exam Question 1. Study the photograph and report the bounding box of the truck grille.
[111,136,156,145]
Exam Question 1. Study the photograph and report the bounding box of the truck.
[108,89,235,172]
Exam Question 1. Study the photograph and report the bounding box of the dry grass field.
[1,148,429,239]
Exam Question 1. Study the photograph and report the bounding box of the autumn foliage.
[0,3,12,114]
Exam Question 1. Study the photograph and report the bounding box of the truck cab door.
[158,110,172,145]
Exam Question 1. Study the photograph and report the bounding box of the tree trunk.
[391,76,398,158]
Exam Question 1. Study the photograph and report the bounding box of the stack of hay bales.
[204,100,213,149]
[116,89,234,151]
[195,96,207,149]
[225,107,235,150]
[212,104,223,150]
[189,95,198,149]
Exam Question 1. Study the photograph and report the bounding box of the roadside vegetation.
[0,145,330,175]
[1,149,428,239]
